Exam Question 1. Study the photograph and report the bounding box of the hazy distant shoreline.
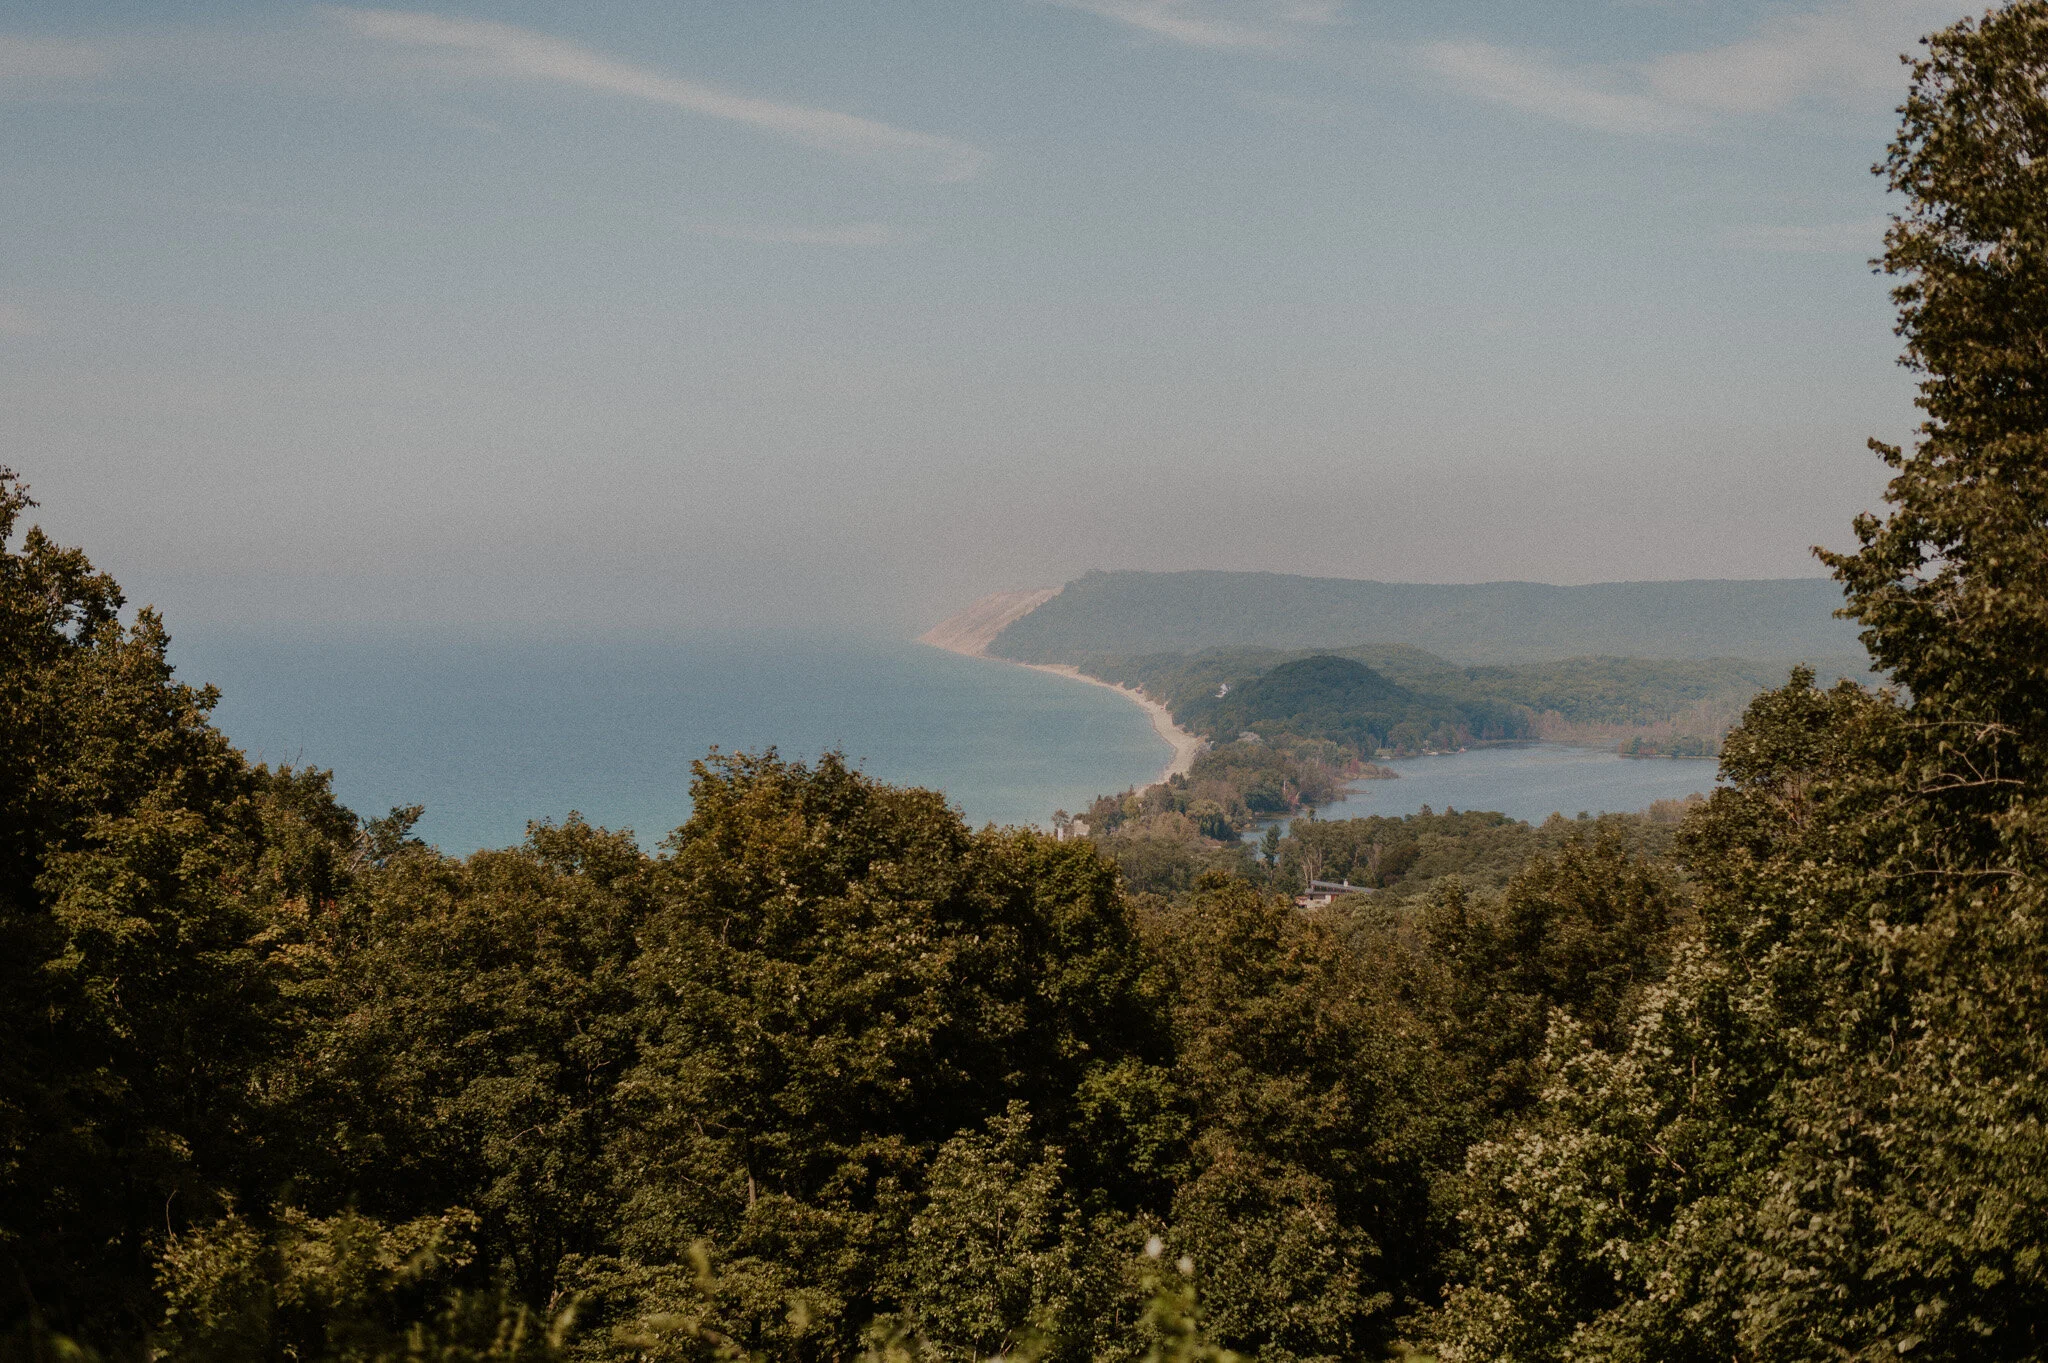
[917,593,1203,785]
[1013,662,1206,783]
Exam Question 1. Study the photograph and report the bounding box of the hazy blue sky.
[4,0,1960,633]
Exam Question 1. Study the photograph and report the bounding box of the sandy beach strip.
[918,589,1206,786]
[1017,663,1207,784]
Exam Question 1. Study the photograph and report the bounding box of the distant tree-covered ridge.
[1071,645,1871,758]
[982,570,1865,666]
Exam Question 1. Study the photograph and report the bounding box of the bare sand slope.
[919,587,1207,785]
[917,587,1061,656]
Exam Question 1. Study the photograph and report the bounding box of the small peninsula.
[920,570,1876,847]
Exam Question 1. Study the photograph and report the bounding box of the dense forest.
[1053,644,1750,854]
[1175,656,1525,755]
[10,6,2048,1361]
[1076,646,1875,756]
[0,468,1697,1362]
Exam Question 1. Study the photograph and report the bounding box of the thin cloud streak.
[1424,0,1970,135]
[689,222,901,246]
[1041,0,1343,51]
[1722,217,1891,253]
[329,8,985,181]
[1421,41,1686,136]
[1644,0,1957,114]
[0,34,109,89]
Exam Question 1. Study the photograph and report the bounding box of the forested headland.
[1072,646,1870,754]
[1046,645,1850,865]
[11,6,2048,1361]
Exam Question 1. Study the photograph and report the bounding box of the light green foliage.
[1431,677,1891,1362]
[154,1208,577,1363]
[1135,1252,1245,1363]
[894,1103,1122,1361]
[1434,960,1768,1363]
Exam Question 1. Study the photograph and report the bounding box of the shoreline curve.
[918,587,1207,789]
[1014,662,1207,785]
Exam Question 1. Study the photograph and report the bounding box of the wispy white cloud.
[1644,0,1949,114]
[0,303,46,336]
[1421,41,1685,136]
[0,34,109,91]
[1423,0,1968,135]
[328,8,985,181]
[689,222,901,246]
[1722,216,1890,253]
[1041,0,1344,51]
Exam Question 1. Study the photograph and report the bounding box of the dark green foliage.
[1089,821,1219,897]
[586,750,1158,1358]
[16,13,2048,1347]
[1434,8,2048,1358]
[1283,808,1532,897]
[1082,645,1869,745]
[1076,745,1347,894]
[1182,741,1346,816]
[278,817,655,1308]
[1178,656,1517,753]
[0,469,362,1345]
[1394,834,1679,1120]
[1279,807,1682,904]
[1145,879,1433,1363]
[1616,732,1715,757]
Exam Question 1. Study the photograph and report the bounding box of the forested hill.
[984,570,1864,665]
[1175,654,1526,751]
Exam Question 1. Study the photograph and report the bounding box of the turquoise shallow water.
[168,629,1171,855]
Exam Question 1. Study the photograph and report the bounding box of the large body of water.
[169,629,1170,855]
[168,630,1725,856]
[1312,743,1720,827]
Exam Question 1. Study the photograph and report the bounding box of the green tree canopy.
[1437,7,2048,1358]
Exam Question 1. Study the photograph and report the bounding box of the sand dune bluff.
[918,588,1060,656]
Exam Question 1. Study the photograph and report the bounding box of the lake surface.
[169,629,1727,856]
[1267,742,1722,835]
[168,629,1171,855]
